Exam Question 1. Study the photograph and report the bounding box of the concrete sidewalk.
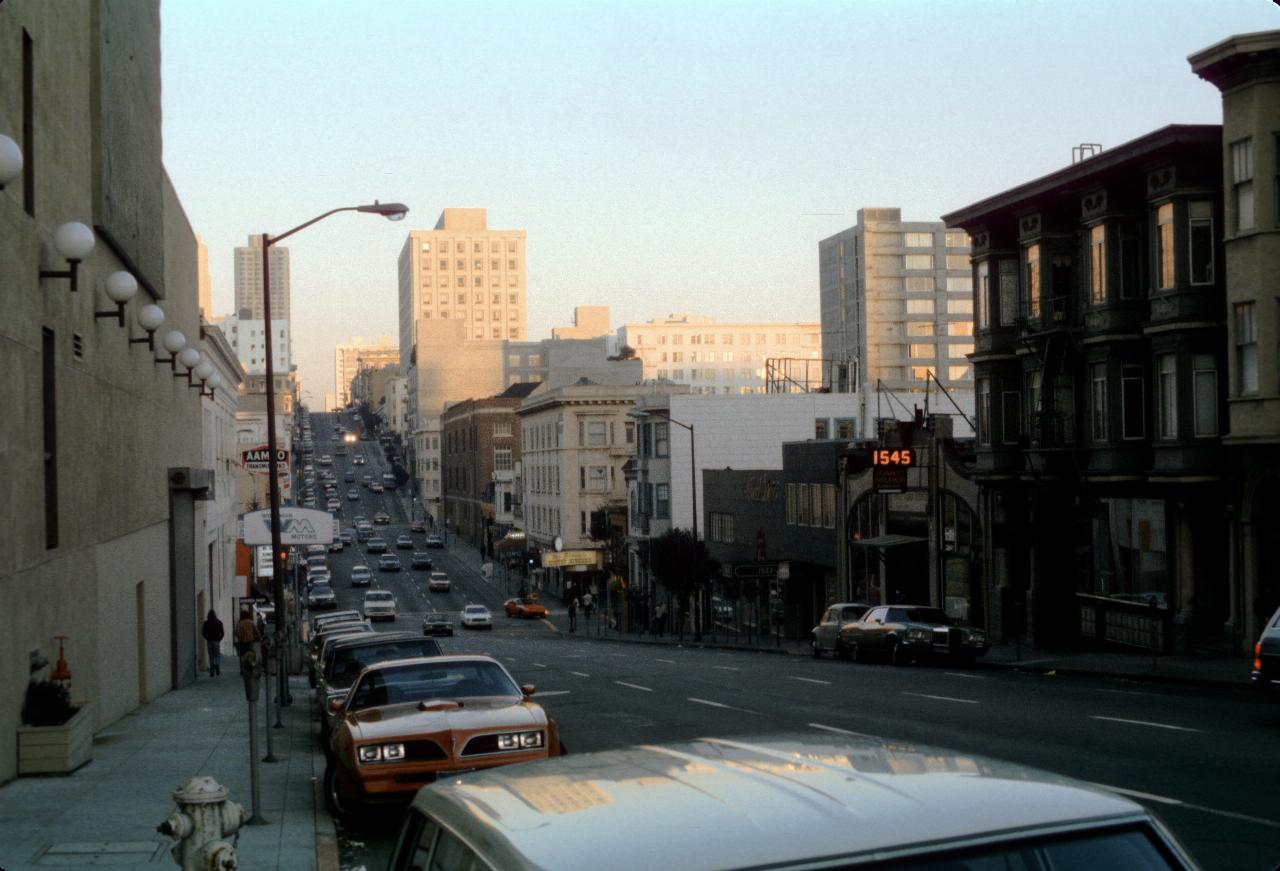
[0,669,331,871]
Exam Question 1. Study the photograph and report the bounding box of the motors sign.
[238,508,337,545]
[241,446,289,474]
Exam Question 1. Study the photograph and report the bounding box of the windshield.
[348,660,521,710]
[327,640,443,683]
[899,608,952,626]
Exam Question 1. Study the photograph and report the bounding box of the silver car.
[390,735,1199,870]
[1253,604,1280,692]
[810,602,871,658]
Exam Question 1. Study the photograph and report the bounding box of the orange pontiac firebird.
[503,598,549,619]
[325,654,563,819]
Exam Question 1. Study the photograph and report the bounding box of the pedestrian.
[201,609,225,677]
[568,597,578,633]
[582,591,593,620]
[233,609,259,658]
[655,601,667,637]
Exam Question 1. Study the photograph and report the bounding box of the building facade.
[441,390,527,552]
[943,124,1229,653]
[505,336,641,388]
[819,209,976,436]
[1190,31,1280,648]
[233,234,290,322]
[215,312,290,375]
[0,0,207,781]
[334,336,398,408]
[617,314,822,396]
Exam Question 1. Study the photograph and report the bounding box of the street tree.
[648,528,720,641]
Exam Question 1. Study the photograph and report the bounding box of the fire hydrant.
[156,776,245,870]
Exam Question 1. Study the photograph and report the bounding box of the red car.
[504,598,549,619]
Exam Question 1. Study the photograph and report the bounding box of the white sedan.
[460,604,493,630]
[362,589,397,622]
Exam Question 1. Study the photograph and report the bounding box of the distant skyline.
[159,0,1277,399]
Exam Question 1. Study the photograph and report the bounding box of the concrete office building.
[215,312,291,375]
[819,209,976,436]
[233,234,290,322]
[618,314,822,396]
[552,305,611,340]
[334,336,398,408]
[0,0,209,782]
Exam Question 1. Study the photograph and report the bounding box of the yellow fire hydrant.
[156,776,245,870]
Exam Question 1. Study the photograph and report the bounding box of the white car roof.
[364,590,394,600]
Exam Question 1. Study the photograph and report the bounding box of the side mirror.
[521,683,536,697]
[328,698,345,713]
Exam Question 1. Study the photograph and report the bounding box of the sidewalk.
[0,670,330,871]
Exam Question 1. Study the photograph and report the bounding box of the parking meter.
[240,650,259,701]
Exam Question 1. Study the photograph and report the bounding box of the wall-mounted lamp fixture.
[40,222,95,293]
[176,347,201,384]
[201,372,223,399]
[130,304,165,351]
[0,134,22,190]
[93,271,138,328]
[190,361,215,392]
[156,330,186,370]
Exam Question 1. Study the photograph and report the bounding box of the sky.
[159,0,1279,403]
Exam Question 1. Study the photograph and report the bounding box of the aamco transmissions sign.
[241,446,289,474]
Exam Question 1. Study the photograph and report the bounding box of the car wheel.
[811,637,822,658]
[558,739,568,756]
[324,758,359,826]
[888,639,906,666]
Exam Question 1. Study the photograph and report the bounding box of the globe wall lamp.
[156,330,186,370]
[190,360,215,392]
[40,221,95,293]
[0,134,22,191]
[200,372,223,400]
[130,304,165,351]
[93,271,139,328]
[175,347,201,384]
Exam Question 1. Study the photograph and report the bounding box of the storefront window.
[1089,498,1169,607]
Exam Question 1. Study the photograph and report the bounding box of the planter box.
[18,704,93,775]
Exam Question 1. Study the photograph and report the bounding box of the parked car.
[370,483,385,494]
[366,537,388,554]
[428,571,451,593]
[344,471,355,483]
[317,632,443,739]
[422,612,454,637]
[1252,604,1280,692]
[373,511,390,524]
[386,735,1197,871]
[395,534,414,550]
[410,552,433,570]
[504,598,548,620]
[378,554,402,572]
[353,455,366,465]
[325,655,564,819]
[347,488,360,501]
[811,602,872,658]
[461,604,493,630]
[307,621,373,686]
[328,537,344,553]
[425,532,444,549]
[307,583,337,610]
[339,530,354,545]
[349,565,372,587]
[838,604,988,666]
[304,544,328,560]
[362,590,397,621]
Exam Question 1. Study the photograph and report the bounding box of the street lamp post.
[261,201,407,708]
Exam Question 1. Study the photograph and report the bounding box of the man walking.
[568,597,578,633]
[201,609,225,676]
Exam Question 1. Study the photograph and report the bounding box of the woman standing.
[201,609,225,676]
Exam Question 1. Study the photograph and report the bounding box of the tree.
[648,528,720,641]
[607,345,636,362]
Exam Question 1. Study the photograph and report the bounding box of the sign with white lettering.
[542,550,601,569]
[241,446,289,474]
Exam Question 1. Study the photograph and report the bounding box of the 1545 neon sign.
[868,448,915,467]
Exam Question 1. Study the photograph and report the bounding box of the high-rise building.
[215,312,291,375]
[334,337,399,407]
[819,208,975,435]
[234,234,290,321]
[617,313,821,396]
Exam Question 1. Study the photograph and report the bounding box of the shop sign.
[542,550,601,569]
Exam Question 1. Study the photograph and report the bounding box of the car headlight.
[356,742,405,764]
[968,631,986,646]
[496,731,544,750]
[905,628,930,643]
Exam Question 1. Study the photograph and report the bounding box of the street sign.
[872,465,908,493]
[238,507,338,545]
[241,446,290,474]
[733,563,778,579]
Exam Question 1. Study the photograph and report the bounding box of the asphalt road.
[303,413,1280,871]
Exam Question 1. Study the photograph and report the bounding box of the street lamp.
[259,200,408,709]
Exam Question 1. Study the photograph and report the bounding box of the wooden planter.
[17,704,93,775]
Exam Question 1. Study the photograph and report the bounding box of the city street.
[309,421,1280,871]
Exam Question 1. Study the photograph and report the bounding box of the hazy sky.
[160,0,1278,401]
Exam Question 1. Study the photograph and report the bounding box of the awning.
[493,532,527,551]
[850,534,927,548]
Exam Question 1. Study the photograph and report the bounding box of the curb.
[976,658,1253,691]
[311,695,340,871]
[552,628,799,657]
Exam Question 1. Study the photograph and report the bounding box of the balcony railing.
[1031,410,1076,449]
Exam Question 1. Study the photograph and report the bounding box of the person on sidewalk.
[202,609,225,676]
[569,597,578,633]
[582,592,593,620]
[655,601,667,637]
[233,609,259,657]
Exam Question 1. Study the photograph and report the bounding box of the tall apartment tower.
[234,234,291,321]
[397,208,528,509]
[819,208,975,434]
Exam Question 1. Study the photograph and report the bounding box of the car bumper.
[337,750,550,804]
[463,621,493,629]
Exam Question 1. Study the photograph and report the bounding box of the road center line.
[615,681,653,692]
[687,697,757,714]
[570,671,591,678]
[902,691,979,705]
[809,722,880,740]
[656,658,676,664]
[1096,688,1152,696]
[532,663,547,668]
[943,671,985,679]
[536,690,571,697]
[712,666,739,671]
[1087,782,1280,829]
[790,676,832,685]
[1089,715,1203,733]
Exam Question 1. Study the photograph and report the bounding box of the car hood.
[346,697,545,743]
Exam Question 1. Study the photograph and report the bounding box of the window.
[508,293,517,304]
[656,484,670,519]
[456,276,465,287]
[508,259,517,269]
[1232,138,1255,231]
[823,484,836,527]
[946,276,970,292]
[904,232,933,248]
[814,418,829,439]
[907,322,934,336]
[906,299,935,315]
[672,334,684,345]
[582,419,607,447]
[1001,390,1021,444]
[810,484,823,528]
[999,261,1019,325]
[948,366,969,381]
[625,420,635,445]
[946,254,969,269]
[1091,363,1108,442]
[1156,354,1177,439]
[586,466,608,493]
[946,231,968,248]
[1089,224,1107,304]
[1188,201,1214,284]
[494,447,513,471]
[908,344,934,359]
[948,342,974,357]
[905,254,934,270]
[796,483,811,525]
[1024,244,1041,317]
[654,422,669,457]
[945,322,972,337]
[1156,203,1175,289]
[1193,354,1218,437]
[1121,364,1145,439]
[439,259,448,270]
[710,512,734,543]
[43,327,58,548]
[948,298,972,314]
[906,276,934,292]
[911,366,934,381]
[975,261,990,329]
[1235,302,1258,394]
[456,259,465,270]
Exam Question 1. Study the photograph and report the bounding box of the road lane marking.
[611,653,627,658]
[1089,715,1203,733]
[790,677,831,685]
[809,722,880,739]
[943,671,985,680]
[712,666,739,672]
[1087,782,1280,829]
[532,663,547,668]
[902,692,979,705]
[541,619,558,633]
[656,658,676,664]
[570,671,591,678]
[615,681,653,692]
[1097,688,1152,696]
[504,657,516,662]
[687,697,757,714]
[536,690,571,697]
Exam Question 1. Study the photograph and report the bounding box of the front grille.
[461,734,500,757]
[394,772,437,784]
[404,739,447,762]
